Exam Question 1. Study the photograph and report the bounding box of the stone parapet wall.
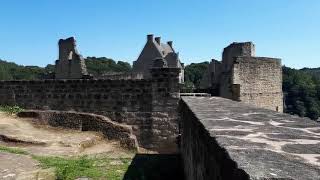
[180,96,320,180]
[97,72,144,80]
[0,79,153,112]
[0,68,181,153]
[179,98,248,180]
[17,110,137,150]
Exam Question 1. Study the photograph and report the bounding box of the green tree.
[283,66,320,120]
[0,57,132,80]
[184,62,209,89]
[85,57,131,76]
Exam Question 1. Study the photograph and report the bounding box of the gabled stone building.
[132,34,184,83]
[55,37,89,79]
[201,42,283,112]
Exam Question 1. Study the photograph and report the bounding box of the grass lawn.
[0,105,24,114]
[0,145,184,180]
[34,155,132,180]
[0,145,133,179]
[0,145,29,155]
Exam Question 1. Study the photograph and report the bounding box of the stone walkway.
[183,96,320,180]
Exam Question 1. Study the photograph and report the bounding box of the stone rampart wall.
[0,68,180,153]
[97,72,144,80]
[179,98,248,180]
[180,96,320,180]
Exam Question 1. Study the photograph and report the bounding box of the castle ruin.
[201,42,283,112]
[54,37,283,113]
[54,37,89,79]
[0,37,319,180]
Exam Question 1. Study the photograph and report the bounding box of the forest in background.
[0,58,319,121]
[0,57,131,80]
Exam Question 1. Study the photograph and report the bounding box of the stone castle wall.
[180,96,320,180]
[222,42,255,71]
[97,72,144,80]
[206,42,283,112]
[179,97,249,180]
[232,56,283,112]
[0,68,181,153]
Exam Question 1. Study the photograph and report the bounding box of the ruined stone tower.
[55,37,89,79]
[202,42,283,112]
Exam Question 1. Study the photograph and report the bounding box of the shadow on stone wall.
[123,154,184,180]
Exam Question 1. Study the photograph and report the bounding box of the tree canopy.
[0,60,47,80]
[283,66,320,120]
[184,61,209,89]
[0,58,132,80]
[85,57,131,76]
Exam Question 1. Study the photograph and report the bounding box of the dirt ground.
[0,112,133,179]
[0,152,39,180]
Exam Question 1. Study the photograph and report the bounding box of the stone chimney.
[155,37,161,44]
[147,34,154,42]
[167,41,173,48]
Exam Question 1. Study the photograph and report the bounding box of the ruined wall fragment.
[55,37,89,79]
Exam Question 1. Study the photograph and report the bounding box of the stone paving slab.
[182,96,320,180]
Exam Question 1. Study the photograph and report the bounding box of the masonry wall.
[232,57,283,112]
[97,72,144,80]
[0,68,180,153]
[17,110,137,150]
[55,37,88,79]
[179,98,249,180]
[222,42,255,72]
[180,96,320,180]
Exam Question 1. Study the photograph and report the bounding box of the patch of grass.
[0,147,183,180]
[33,155,132,180]
[0,145,132,179]
[0,145,29,155]
[0,105,24,114]
[34,156,103,180]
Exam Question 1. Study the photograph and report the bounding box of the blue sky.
[0,0,319,68]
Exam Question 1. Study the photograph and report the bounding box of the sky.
[0,0,319,68]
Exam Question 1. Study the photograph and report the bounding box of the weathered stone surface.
[55,37,89,79]
[180,96,320,180]
[0,68,181,152]
[98,72,144,80]
[17,110,138,150]
[202,42,283,112]
[232,56,283,112]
